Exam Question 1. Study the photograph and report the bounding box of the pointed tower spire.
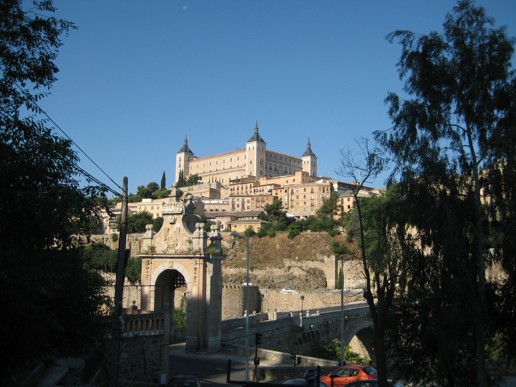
[247,121,265,143]
[177,135,193,154]
[302,137,316,157]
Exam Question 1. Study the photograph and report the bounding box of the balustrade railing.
[121,312,165,337]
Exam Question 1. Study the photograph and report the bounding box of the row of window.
[266,152,302,166]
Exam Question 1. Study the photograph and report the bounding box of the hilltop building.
[175,122,317,185]
[99,123,384,235]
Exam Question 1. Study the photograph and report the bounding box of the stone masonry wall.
[118,335,161,387]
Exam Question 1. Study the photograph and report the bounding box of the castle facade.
[175,122,317,185]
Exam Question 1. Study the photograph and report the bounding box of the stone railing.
[121,312,164,337]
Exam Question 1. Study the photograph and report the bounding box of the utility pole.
[111,177,128,386]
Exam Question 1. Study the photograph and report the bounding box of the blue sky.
[41,0,516,195]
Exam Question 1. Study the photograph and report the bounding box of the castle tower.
[245,121,267,180]
[301,137,317,177]
[175,136,195,184]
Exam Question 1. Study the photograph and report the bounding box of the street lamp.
[300,294,305,327]
[231,231,250,381]
[260,293,265,322]
[339,257,351,366]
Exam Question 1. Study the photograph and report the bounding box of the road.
[167,344,516,387]
[168,343,248,386]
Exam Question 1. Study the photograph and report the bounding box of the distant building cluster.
[101,123,383,234]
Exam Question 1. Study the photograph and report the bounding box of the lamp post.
[260,293,265,322]
[300,294,305,327]
[339,257,351,366]
[231,231,250,381]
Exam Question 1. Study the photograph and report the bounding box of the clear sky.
[40,0,516,195]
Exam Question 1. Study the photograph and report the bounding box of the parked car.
[320,365,377,387]
[340,382,378,387]
[342,381,404,387]
[283,378,328,387]
[281,287,294,293]
[167,374,201,387]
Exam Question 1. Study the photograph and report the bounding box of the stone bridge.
[219,303,374,360]
[121,302,373,363]
[118,301,373,385]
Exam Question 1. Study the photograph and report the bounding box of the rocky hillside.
[222,231,353,291]
[91,230,357,292]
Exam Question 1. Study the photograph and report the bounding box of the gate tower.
[139,188,224,352]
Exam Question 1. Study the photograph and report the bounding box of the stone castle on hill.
[175,122,317,186]
[101,123,383,235]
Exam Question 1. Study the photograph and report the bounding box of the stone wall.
[118,335,162,387]
[106,283,363,321]
[221,285,261,320]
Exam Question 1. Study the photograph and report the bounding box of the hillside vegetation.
[222,231,352,290]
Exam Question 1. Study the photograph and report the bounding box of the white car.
[281,287,294,293]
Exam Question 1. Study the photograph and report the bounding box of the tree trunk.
[466,124,487,387]
[374,307,389,387]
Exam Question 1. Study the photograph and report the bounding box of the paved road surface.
[168,343,250,386]
[167,344,516,387]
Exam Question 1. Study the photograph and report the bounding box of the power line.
[13,82,124,195]
[75,165,122,197]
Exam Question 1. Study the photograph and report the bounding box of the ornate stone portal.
[138,188,224,352]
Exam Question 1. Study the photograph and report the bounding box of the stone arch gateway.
[138,189,225,352]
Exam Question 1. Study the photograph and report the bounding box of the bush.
[125,257,141,284]
[82,243,118,272]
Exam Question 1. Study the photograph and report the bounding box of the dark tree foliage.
[119,211,154,233]
[263,198,291,232]
[153,188,171,199]
[82,243,118,273]
[0,0,108,383]
[344,187,409,386]
[136,182,159,199]
[177,170,185,187]
[119,211,162,234]
[185,174,201,186]
[376,1,515,385]
[153,216,164,232]
[160,170,166,190]
[316,191,339,219]
[125,257,142,284]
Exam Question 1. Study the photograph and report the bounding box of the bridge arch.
[342,317,374,360]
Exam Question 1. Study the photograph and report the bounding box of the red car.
[320,365,377,387]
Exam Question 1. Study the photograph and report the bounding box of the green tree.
[264,198,290,231]
[177,170,185,187]
[185,174,201,186]
[137,181,160,199]
[316,191,338,219]
[127,192,141,202]
[82,243,118,272]
[153,216,164,232]
[375,1,515,384]
[0,0,108,382]
[287,222,303,239]
[331,241,350,290]
[325,338,369,364]
[264,198,285,221]
[121,211,154,233]
[336,138,388,385]
[152,188,171,199]
[160,170,166,190]
[296,192,340,235]
[125,257,141,284]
